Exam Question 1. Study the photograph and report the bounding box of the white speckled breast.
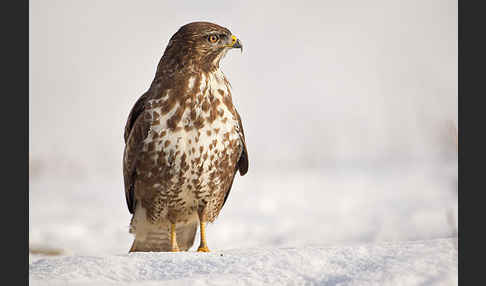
[138,69,242,223]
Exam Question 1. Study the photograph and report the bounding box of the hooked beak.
[228,35,243,53]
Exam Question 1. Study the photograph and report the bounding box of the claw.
[197,246,210,252]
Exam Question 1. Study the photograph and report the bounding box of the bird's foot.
[197,246,210,252]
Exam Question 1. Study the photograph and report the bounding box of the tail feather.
[129,207,199,252]
[130,229,171,252]
[176,220,198,251]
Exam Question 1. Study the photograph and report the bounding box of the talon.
[197,246,210,252]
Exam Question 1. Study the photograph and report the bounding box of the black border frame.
[2,1,29,285]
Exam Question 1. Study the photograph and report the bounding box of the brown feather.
[123,108,150,213]
[235,110,249,175]
[221,110,249,208]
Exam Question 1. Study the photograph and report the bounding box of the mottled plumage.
[123,22,248,252]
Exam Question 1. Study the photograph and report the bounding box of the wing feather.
[124,91,150,143]
[221,109,249,207]
[123,92,151,213]
[235,110,249,176]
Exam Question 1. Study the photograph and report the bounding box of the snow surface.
[30,238,457,286]
[29,164,457,255]
[29,166,457,255]
[29,164,457,285]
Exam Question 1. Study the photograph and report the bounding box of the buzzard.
[123,22,248,252]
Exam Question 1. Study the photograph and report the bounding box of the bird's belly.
[140,116,241,221]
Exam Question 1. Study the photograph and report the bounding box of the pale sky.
[29,0,457,178]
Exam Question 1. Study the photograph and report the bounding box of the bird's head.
[160,22,243,73]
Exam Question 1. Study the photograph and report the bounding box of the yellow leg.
[197,221,210,252]
[170,223,180,252]
[129,241,136,253]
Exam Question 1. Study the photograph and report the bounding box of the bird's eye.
[208,35,219,43]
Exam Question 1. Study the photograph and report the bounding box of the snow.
[29,164,457,285]
[30,238,457,286]
[29,165,457,255]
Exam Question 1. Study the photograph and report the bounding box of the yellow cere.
[227,35,237,47]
